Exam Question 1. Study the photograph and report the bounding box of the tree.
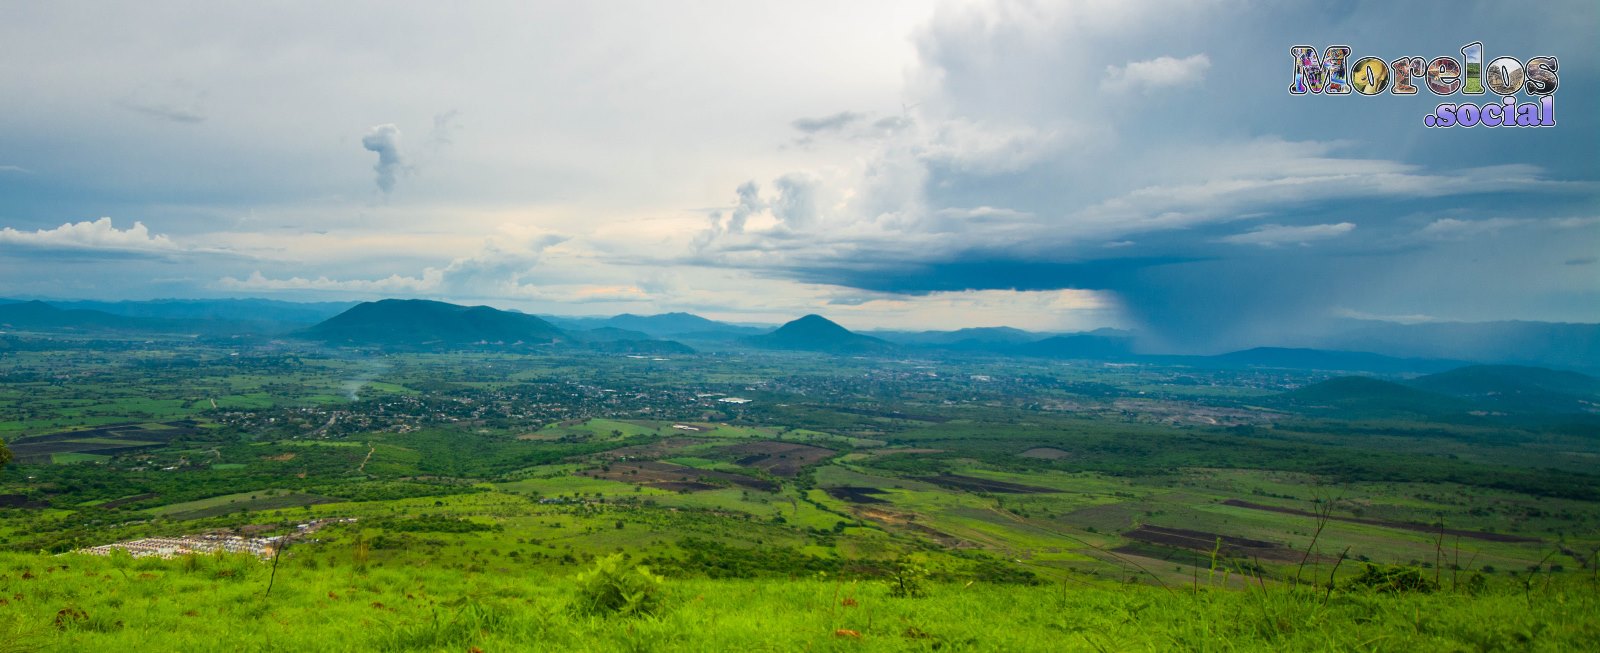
[0,441,9,469]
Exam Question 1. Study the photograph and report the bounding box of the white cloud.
[822,288,1120,331]
[1333,308,1437,324]
[1219,222,1355,247]
[219,225,569,298]
[218,270,438,293]
[1101,54,1211,93]
[1418,217,1527,241]
[361,124,404,194]
[0,165,29,174]
[0,217,182,254]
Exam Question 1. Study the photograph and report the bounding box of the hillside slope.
[1408,365,1600,414]
[1271,376,1472,418]
[302,299,566,346]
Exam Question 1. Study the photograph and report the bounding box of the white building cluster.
[77,534,277,559]
[74,517,358,560]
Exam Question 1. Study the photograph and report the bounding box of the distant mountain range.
[0,301,149,332]
[297,299,696,354]
[49,298,356,325]
[1183,347,1467,374]
[3,296,1596,372]
[1273,365,1600,418]
[0,297,356,336]
[869,326,1043,346]
[1010,333,1137,360]
[1315,320,1600,371]
[540,312,765,340]
[1407,365,1600,414]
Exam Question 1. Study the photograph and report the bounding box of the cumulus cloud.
[1219,222,1355,247]
[771,174,822,229]
[1101,54,1211,93]
[695,181,768,250]
[0,217,182,254]
[922,118,1069,175]
[671,0,1596,346]
[361,124,404,193]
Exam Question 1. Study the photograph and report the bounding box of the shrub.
[1348,564,1436,594]
[888,554,930,598]
[572,553,665,617]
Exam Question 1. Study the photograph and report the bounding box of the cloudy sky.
[1,0,1595,350]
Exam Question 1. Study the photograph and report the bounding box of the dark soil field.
[595,438,707,460]
[580,461,778,492]
[1222,499,1542,543]
[0,494,46,509]
[651,481,721,492]
[920,474,1058,494]
[1121,524,1312,563]
[8,421,195,463]
[823,486,889,504]
[13,422,195,444]
[720,440,834,476]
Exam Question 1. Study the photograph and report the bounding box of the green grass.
[498,476,668,498]
[4,342,1600,649]
[269,440,365,448]
[50,453,110,464]
[1,551,1594,652]
[165,493,338,520]
[146,490,283,516]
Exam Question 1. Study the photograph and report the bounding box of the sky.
[1,0,1595,350]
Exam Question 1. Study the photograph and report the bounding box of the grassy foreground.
[1,552,1595,652]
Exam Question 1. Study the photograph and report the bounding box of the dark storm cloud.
[688,0,1600,348]
[783,256,1201,295]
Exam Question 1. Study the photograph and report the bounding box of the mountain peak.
[302,299,564,348]
[784,314,848,331]
[745,314,892,354]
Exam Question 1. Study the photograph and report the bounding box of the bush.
[573,553,665,617]
[888,554,930,598]
[1348,564,1436,594]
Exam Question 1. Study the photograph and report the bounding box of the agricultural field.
[0,336,1597,649]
